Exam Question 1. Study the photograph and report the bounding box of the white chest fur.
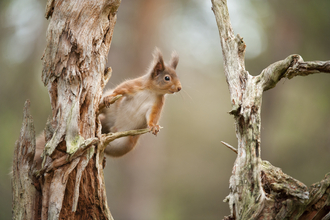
[113,90,157,131]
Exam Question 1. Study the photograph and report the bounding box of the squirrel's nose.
[177,87,181,92]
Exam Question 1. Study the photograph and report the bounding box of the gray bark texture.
[12,101,40,220]
[12,0,124,219]
[211,0,330,219]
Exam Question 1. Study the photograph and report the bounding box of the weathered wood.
[259,54,330,91]
[25,0,122,219]
[12,100,41,220]
[211,0,330,219]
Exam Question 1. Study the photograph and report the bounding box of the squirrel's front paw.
[102,94,122,108]
[149,125,161,136]
[103,95,114,108]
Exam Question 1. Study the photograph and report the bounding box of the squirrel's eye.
[165,76,170,81]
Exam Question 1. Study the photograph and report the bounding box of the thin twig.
[100,128,152,151]
[221,141,238,154]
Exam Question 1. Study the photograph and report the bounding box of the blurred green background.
[1,0,330,219]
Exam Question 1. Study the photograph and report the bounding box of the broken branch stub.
[12,100,40,220]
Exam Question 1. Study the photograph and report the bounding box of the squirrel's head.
[149,48,182,94]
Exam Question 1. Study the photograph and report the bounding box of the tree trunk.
[211,0,330,219]
[12,0,122,219]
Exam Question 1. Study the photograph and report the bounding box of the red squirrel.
[34,48,181,166]
[99,48,181,157]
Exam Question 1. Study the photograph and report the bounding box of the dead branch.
[211,0,330,219]
[12,101,40,220]
[36,127,151,178]
[221,141,238,154]
[259,54,330,91]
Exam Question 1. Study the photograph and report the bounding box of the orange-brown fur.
[34,48,181,164]
[147,95,164,134]
[100,48,181,157]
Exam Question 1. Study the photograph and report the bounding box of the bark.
[211,0,330,219]
[12,101,41,220]
[11,0,134,219]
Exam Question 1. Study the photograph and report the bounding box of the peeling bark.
[13,1,122,219]
[41,0,121,219]
[211,0,330,219]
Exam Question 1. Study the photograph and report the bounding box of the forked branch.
[260,54,330,91]
[36,127,152,177]
[211,0,330,219]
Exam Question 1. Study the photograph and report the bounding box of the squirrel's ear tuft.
[152,47,165,78]
[169,51,179,70]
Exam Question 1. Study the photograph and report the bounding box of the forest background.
[1,0,330,219]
